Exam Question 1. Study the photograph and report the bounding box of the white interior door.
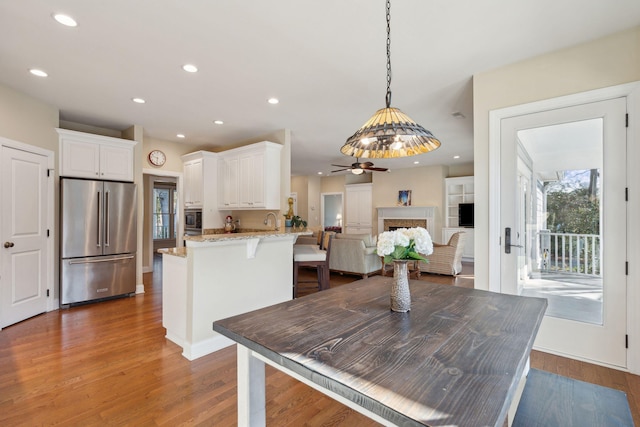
[1,146,49,328]
[500,98,627,368]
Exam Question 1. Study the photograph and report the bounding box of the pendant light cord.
[385,0,392,108]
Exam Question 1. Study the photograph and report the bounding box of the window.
[153,183,178,240]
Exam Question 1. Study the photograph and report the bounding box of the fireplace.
[385,219,427,231]
[377,206,436,238]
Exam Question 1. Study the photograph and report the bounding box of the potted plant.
[290,215,307,230]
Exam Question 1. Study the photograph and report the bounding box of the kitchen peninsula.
[159,229,311,360]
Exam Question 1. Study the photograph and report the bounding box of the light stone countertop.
[159,228,312,257]
[185,228,311,243]
[157,247,188,258]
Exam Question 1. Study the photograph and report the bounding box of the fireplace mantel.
[377,206,436,238]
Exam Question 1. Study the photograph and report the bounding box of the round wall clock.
[148,150,166,166]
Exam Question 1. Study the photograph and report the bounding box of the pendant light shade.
[341,107,440,158]
[340,0,441,159]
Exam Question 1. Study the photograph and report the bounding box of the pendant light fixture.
[341,0,441,159]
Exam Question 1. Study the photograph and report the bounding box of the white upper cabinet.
[57,128,136,181]
[183,158,204,208]
[218,141,281,210]
[182,151,224,229]
[218,156,239,209]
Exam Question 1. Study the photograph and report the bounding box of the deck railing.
[538,231,601,276]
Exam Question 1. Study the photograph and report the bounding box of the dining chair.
[292,232,334,298]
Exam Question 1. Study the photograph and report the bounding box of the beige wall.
[312,165,449,241]
[320,174,347,193]
[0,84,59,151]
[448,162,473,178]
[307,175,321,226]
[0,84,60,300]
[290,175,322,227]
[143,136,200,173]
[291,175,308,219]
[473,26,640,290]
[371,165,448,240]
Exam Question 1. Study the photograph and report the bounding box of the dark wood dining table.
[213,276,547,426]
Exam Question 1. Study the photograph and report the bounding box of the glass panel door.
[153,183,178,242]
[499,98,627,368]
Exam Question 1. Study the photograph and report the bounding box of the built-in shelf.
[444,176,474,260]
[445,176,474,228]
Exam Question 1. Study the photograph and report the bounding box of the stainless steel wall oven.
[185,208,202,235]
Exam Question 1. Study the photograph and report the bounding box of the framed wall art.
[397,190,412,206]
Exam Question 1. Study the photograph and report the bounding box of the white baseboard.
[136,283,145,294]
[143,266,153,273]
[165,332,186,349]
[182,334,235,361]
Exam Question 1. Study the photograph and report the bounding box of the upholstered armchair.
[418,232,467,276]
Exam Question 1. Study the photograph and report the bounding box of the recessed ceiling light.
[213,120,224,125]
[182,64,198,73]
[453,155,460,159]
[413,161,420,164]
[53,13,77,27]
[29,68,48,77]
[132,98,146,104]
[267,98,279,105]
[317,172,323,175]
[177,134,185,138]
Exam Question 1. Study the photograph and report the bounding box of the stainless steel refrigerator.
[60,178,137,305]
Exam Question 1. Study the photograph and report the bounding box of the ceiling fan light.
[351,168,364,175]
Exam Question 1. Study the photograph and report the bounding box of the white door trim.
[0,136,55,321]
[489,81,640,374]
[142,168,183,276]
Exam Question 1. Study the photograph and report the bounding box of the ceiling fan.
[331,158,388,175]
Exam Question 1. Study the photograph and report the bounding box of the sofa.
[328,233,382,278]
[418,231,467,276]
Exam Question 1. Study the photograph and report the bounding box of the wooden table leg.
[237,344,266,427]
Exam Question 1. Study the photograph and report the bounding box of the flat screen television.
[458,203,474,228]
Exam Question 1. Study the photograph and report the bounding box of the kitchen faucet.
[264,212,279,230]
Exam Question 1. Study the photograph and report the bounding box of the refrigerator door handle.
[105,190,110,247]
[97,191,101,247]
[67,255,135,265]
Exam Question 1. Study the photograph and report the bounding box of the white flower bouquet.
[376,227,433,264]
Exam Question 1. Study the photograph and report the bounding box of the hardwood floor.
[0,259,637,426]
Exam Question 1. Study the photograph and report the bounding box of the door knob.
[504,227,523,254]
[4,242,14,248]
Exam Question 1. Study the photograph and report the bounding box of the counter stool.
[293,232,334,298]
